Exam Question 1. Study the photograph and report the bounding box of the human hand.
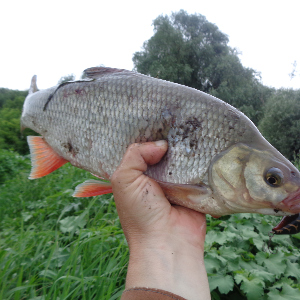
[111,141,210,300]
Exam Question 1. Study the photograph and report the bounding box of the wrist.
[125,239,210,300]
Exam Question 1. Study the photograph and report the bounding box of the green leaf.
[255,251,268,265]
[271,277,295,290]
[205,230,228,246]
[250,269,275,283]
[21,212,33,222]
[208,274,234,294]
[219,246,239,260]
[267,283,300,299]
[59,215,87,233]
[234,271,265,300]
[285,260,300,280]
[262,251,287,277]
[205,256,222,273]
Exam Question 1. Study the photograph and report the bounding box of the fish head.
[210,143,300,216]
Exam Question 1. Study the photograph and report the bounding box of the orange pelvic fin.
[73,180,113,197]
[27,136,68,179]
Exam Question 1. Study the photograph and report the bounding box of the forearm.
[125,242,211,300]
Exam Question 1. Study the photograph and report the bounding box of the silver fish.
[21,67,300,226]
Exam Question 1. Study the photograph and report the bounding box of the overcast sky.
[1,0,300,91]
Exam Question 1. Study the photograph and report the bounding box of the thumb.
[111,141,168,188]
[111,141,169,226]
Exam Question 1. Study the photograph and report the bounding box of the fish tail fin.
[29,75,38,94]
[73,180,113,197]
[27,136,68,179]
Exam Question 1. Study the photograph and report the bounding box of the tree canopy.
[133,10,272,125]
[0,11,298,160]
[259,89,300,160]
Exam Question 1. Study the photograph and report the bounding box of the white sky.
[1,0,300,91]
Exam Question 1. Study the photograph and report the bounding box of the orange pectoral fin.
[73,180,113,197]
[27,136,68,179]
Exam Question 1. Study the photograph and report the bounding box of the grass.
[0,151,128,299]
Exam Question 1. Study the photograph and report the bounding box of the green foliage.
[0,157,127,299]
[0,88,34,154]
[0,149,30,184]
[205,213,300,299]
[259,89,300,160]
[0,107,34,154]
[1,152,300,299]
[133,10,270,125]
[0,88,27,109]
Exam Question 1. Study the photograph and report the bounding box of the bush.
[0,149,30,184]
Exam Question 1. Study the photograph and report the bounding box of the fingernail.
[154,140,167,147]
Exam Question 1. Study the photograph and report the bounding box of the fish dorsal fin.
[29,75,38,94]
[83,67,129,79]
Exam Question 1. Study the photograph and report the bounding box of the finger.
[111,141,168,188]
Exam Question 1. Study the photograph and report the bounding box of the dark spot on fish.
[190,141,195,148]
[145,189,148,194]
[169,172,172,175]
[274,209,280,213]
[75,89,85,95]
[158,128,162,133]
[62,141,79,157]
[185,117,203,129]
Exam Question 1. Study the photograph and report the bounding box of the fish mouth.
[280,188,300,214]
[272,213,300,232]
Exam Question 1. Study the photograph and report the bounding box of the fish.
[21,67,300,234]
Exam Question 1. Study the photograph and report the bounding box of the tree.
[0,88,35,154]
[57,74,75,85]
[0,88,27,109]
[259,89,300,160]
[133,10,269,125]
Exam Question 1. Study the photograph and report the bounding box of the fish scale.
[21,67,300,230]
[23,71,256,182]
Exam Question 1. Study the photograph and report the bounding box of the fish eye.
[265,167,283,187]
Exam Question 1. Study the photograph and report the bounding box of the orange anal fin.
[73,180,113,197]
[27,136,68,179]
